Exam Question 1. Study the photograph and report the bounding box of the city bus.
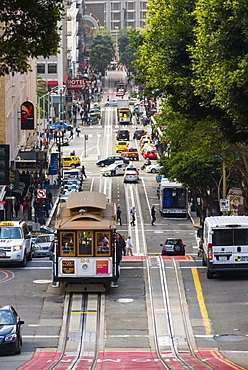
[159,178,188,219]
[53,191,118,291]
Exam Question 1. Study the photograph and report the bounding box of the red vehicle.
[121,148,139,161]
[143,150,158,160]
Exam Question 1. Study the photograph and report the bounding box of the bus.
[53,191,118,291]
[159,178,188,219]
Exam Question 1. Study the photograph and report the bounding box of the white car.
[103,99,118,107]
[100,162,129,176]
[124,167,139,183]
[146,164,163,173]
[33,234,54,258]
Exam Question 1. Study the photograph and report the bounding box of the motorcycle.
[141,160,151,170]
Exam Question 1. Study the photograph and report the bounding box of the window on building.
[48,63,57,74]
[37,64,45,74]
[126,2,135,10]
[112,2,121,10]
[127,11,135,20]
[112,12,121,20]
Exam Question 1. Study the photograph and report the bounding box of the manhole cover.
[33,279,52,284]
[117,298,134,303]
[214,335,247,342]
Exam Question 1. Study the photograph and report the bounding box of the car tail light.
[207,243,213,260]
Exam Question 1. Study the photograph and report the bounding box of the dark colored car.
[161,238,186,256]
[133,129,147,140]
[96,156,129,167]
[116,130,130,141]
[0,306,24,355]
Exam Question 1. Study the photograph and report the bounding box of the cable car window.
[96,232,110,256]
[61,232,75,255]
[78,231,93,256]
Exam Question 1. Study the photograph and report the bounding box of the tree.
[0,0,64,76]
[190,0,248,142]
[89,32,115,73]
[118,29,137,66]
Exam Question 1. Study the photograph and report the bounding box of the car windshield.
[167,240,180,245]
[37,235,51,243]
[0,311,14,325]
[0,227,22,239]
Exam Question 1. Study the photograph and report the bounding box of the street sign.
[67,79,87,90]
[220,199,230,212]
[37,189,46,199]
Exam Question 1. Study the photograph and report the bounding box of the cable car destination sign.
[67,79,87,90]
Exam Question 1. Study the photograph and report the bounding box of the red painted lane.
[0,269,15,283]
[17,351,247,370]
[17,352,60,369]
[196,351,247,370]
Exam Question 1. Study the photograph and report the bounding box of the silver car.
[33,234,54,258]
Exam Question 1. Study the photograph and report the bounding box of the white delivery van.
[202,216,248,279]
[0,221,32,266]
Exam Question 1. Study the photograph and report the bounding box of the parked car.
[129,98,140,105]
[133,129,147,140]
[0,305,24,355]
[121,148,139,161]
[161,238,186,256]
[116,141,129,153]
[116,129,130,141]
[103,99,118,107]
[146,163,163,173]
[100,162,129,176]
[62,156,80,168]
[33,234,54,258]
[96,156,129,167]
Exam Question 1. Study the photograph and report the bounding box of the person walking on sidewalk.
[126,236,133,256]
[81,165,87,179]
[151,205,156,225]
[130,206,136,226]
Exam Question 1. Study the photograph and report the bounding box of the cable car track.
[147,255,214,369]
[48,292,102,370]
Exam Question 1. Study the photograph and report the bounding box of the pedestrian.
[81,165,87,179]
[14,199,20,219]
[76,127,80,137]
[119,235,126,256]
[130,206,136,226]
[115,233,123,284]
[47,190,53,206]
[21,198,29,220]
[116,206,122,226]
[69,130,73,139]
[49,233,58,287]
[45,199,52,217]
[151,205,156,225]
[126,236,133,256]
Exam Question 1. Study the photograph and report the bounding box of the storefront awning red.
[48,81,58,86]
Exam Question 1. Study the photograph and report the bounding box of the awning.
[48,81,58,86]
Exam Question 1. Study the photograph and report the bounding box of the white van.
[0,221,32,266]
[202,216,248,279]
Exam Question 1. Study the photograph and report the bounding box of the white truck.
[202,216,248,279]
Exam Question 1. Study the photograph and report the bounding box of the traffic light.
[0,145,10,185]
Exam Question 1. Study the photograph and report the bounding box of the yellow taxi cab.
[116,141,129,153]
[62,156,80,168]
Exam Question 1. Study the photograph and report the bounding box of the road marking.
[0,269,14,283]
[191,267,212,336]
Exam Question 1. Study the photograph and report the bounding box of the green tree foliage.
[89,32,115,73]
[134,0,248,214]
[118,29,137,66]
[0,0,64,76]
[190,0,248,142]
